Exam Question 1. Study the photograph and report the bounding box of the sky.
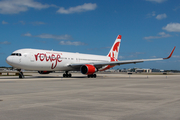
[0,0,180,70]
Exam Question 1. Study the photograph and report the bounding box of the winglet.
[163,46,176,59]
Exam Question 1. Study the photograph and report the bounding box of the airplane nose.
[6,56,13,65]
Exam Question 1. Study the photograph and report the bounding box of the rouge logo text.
[34,53,62,69]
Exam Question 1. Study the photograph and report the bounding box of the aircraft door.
[76,58,80,63]
[30,53,35,62]
[19,58,21,63]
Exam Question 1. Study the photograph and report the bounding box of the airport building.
[119,68,164,73]
[135,68,152,73]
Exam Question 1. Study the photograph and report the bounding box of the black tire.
[19,72,24,78]
[87,74,96,78]
[19,74,22,78]
[93,74,96,78]
[68,74,72,77]
[63,74,66,77]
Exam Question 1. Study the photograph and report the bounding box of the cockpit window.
[11,53,22,56]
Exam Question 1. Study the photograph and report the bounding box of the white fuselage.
[6,49,111,71]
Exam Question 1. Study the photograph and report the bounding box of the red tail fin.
[107,35,121,59]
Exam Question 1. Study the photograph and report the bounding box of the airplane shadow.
[31,76,87,79]
[0,75,88,79]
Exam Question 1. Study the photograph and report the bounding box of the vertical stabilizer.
[107,35,121,60]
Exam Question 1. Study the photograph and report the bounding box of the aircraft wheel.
[63,73,72,77]
[68,74,72,77]
[19,74,22,78]
[87,74,96,78]
[19,72,24,78]
[63,74,66,77]
[93,74,96,78]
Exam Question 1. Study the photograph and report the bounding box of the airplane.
[6,35,176,78]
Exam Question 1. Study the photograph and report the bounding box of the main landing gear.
[63,71,72,77]
[87,74,96,78]
[18,69,24,78]
[62,71,97,78]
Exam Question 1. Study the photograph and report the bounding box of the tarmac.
[0,72,180,120]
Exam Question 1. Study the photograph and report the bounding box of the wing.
[69,46,176,69]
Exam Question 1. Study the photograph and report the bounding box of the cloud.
[35,34,72,40]
[119,56,125,59]
[22,32,72,40]
[0,0,54,14]
[22,32,85,45]
[0,1,96,15]
[22,32,32,36]
[163,23,180,32]
[0,41,11,45]
[156,13,167,20]
[146,12,167,20]
[16,21,45,25]
[146,0,167,3]
[172,55,180,58]
[151,56,157,58]
[19,21,25,25]
[173,5,180,11]
[57,3,97,14]
[59,41,85,46]
[119,52,145,59]
[146,11,156,18]
[144,32,171,40]
[31,21,46,25]
[2,20,8,24]
[87,46,111,51]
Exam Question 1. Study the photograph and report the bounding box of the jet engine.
[80,64,97,75]
[38,71,52,74]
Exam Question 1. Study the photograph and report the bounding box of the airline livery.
[6,35,175,78]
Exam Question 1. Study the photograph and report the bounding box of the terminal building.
[119,68,164,73]
[135,68,152,73]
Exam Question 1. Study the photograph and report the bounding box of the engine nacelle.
[38,71,52,74]
[80,64,97,75]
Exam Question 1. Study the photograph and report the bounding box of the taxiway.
[0,73,180,120]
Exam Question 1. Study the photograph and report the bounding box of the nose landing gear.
[18,69,24,78]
